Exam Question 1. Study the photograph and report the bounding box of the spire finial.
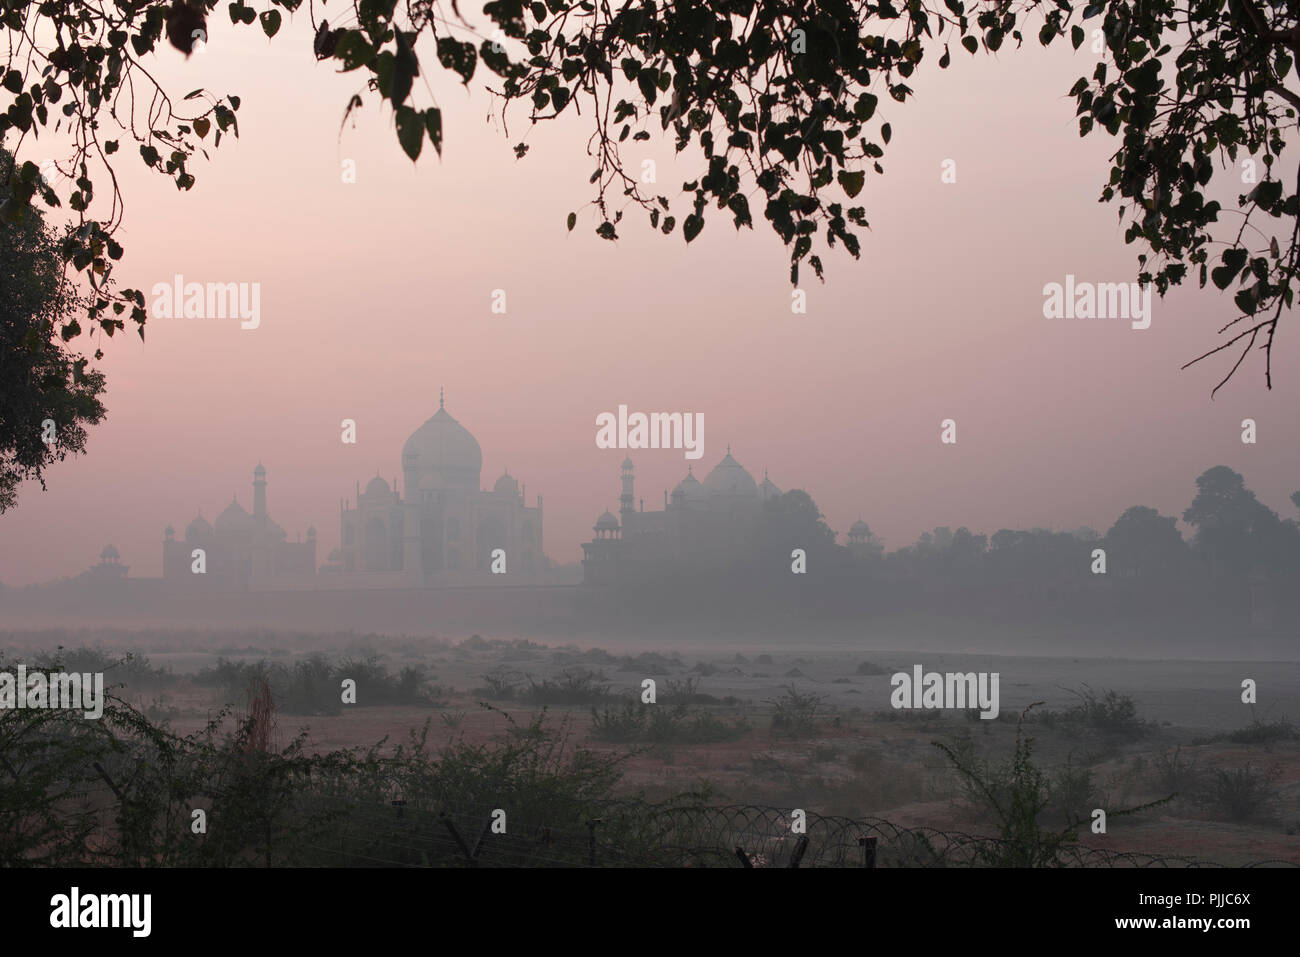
[439,387,445,410]
[727,442,732,456]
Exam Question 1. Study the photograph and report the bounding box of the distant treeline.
[589,466,1300,631]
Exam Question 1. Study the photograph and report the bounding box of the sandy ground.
[8,629,1299,866]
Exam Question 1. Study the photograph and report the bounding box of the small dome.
[595,510,619,531]
[307,525,317,538]
[704,449,758,499]
[365,474,391,497]
[621,456,634,469]
[185,513,213,542]
[672,468,707,505]
[100,544,120,562]
[216,497,253,534]
[164,524,175,540]
[759,470,782,501]
[254,461,266,476]
[493,471,519,496]
[850,519,871,536]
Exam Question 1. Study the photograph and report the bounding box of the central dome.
[401,397,482,494]
[704,449,758,499]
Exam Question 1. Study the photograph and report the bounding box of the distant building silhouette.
[326,392,544,585]
[163,462,316,588]
[581,447,783,584]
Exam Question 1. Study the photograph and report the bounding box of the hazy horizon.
[2,16,1297,585]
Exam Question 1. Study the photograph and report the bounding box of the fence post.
[586,819,601,867]
[471,815,493,861]
[859,836,877,868]
[787,834,809,868]
[441,813,476,865]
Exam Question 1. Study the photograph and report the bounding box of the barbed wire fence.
[260,796,1299,869]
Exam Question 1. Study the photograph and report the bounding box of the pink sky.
[1,17,1297,584]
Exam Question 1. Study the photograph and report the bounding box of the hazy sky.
[1,15,1297,584]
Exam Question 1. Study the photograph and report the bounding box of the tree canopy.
[0,146,106,513]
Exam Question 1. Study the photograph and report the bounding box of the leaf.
[838,169,865,198]
[395,105,423,161]
[259,10,281,38]
[391,31,419,108]
[424,108,442,157]
[962,35,978,54]
[436,37,477,84]
[193,117,210,139]
[682,213,703,243]
[1071,25,1084,50]
[567,212,576,231]
[1210,264,1236,290]
[638,71,658,106]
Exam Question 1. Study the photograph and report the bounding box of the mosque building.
[581,447,784,584]
[162,462,317,588]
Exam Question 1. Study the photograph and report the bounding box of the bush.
[520,670,611,706]
[196,654,442,715]
[1227,716,1297,745]
[30,646,176,691]
[660,676,721,705]
[769,685,826,738]
[1197,764,1281,822]
[1152,745,1202,798]
[1039,686,1148,741]
[934,704,1170,866]
[588,702,749,744]
[472,669,521,700]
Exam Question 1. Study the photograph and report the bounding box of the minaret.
[620,457,635,519]
[253,462,267,519]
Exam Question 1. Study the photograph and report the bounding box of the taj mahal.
[163,393,543,590]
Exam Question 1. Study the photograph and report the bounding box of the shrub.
[588,702,748,744]
[768,685,826,738]
[521,670,612,706]
[472,669,521,700]
[1152,746,1202,797]
[1039,686,1148,741]
[1197,764,1282,822]
[1227,716,1297,745]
